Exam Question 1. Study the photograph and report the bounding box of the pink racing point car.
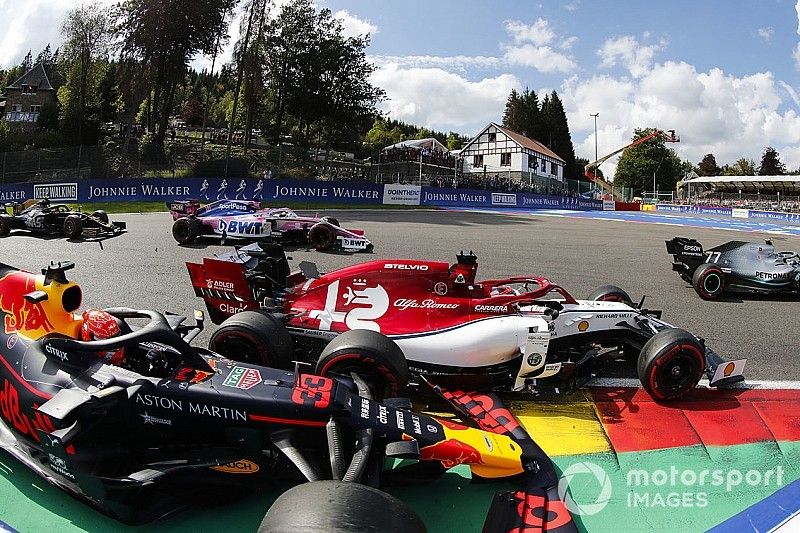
[167,199,372,252]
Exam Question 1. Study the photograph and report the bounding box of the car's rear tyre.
[587,284,633,305]
[321,216,340,227]
[259,481,426,533]
[0,215,11,237]
[637,328,705,401]
[63,215,84,239]
[308,224,336,250]
[209,311,292,369]
[172,217,200,245]
[316,330,408,399]
[91,210,109,224]
[692,263,726,300]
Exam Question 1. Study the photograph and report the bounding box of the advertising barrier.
[602,200,616,211]
[655,204,733,216]
[0,177,604,212]
[731,208,750,219]
[652,204,800,223]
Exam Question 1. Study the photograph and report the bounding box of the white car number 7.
[705,251,721,264]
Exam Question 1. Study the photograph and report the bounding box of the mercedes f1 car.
[187,244,746,401]
[666,236,800,300]
[167,199,372,252]
[0,199,126,240]
[0,260,576,532]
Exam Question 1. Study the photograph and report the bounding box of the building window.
[527,156,538,170]
[487,132,496,142]
[500,153,511,166]
[22,85,37,95]
[11,104,22,112]
[473,154,483,167]
[30,105,41,113]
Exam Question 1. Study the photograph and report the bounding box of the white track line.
[591,377,800,390]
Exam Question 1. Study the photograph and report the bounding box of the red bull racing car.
[188,244,746,401]
[0,260,576,531]
[0,199,126,240]
[167,199,372,252]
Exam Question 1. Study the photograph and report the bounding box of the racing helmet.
[80,309,125,365]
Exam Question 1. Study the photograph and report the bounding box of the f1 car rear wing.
[166,199,201,216]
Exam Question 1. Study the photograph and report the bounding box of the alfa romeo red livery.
[187,244,746,401]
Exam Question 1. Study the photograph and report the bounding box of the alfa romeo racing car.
[187,244,746,401]
[0,199,126,240]
[0,260,576,532]
[167,198,372,252]
[666,236,800,300]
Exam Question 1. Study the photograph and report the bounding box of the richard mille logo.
[140,411,172,426]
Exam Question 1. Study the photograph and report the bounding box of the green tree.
[60,4,113,144]
[614,128,683,193]
[697,153,719,176]
[502,89,524,133]
[541,91,576,180]
[758,146,786,175]
[721,158,756,176]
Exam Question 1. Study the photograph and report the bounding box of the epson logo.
[684,245,702,252]
[384,263,429,271]
[45,344,68,362]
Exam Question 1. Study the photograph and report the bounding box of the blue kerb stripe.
[0,520,19,533]
[708,478,800,533]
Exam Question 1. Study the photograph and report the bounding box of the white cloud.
[334,9,377,39]
[371,63,520,132]
[502,18,577,73]
[757,27,774,41]
[563,1,580,12]
[562,61,800,178]
[560,36,578,50]
[370,55,501,72]
[796,0,800,34]
[794,42,800,72]
[505,19,555,46]
[597,35,666,78]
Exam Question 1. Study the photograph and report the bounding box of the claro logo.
[384,263,429,270]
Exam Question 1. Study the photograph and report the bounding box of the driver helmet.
[81,309,125,365]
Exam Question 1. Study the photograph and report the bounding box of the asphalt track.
[1,207,797,381]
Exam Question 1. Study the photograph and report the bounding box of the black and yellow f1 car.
[0,199,125,240]
[0,260,576,532]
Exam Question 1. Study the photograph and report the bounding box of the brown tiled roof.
[495,123,565,162]
[7,63,53,91]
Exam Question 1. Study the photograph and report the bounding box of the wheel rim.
[214,333,267,366]
[703,273,721,294]
[655,349,700,394]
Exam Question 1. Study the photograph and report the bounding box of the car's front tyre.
[209,311,292,369]
[63,215,84,239]
[638,328,705,401]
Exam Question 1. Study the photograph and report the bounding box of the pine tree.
[541,91,576,179]
[21,50,33,71]
[502,89,524,133]
[758,147,786,175]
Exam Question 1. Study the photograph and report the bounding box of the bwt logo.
[218,220,263,235]
[491,193,517,206]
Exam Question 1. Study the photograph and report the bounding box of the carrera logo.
[474,305,507,313]
[211,459,260,474]
[384,263,429,271]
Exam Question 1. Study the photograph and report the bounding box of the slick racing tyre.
[588,284,633,305]
[0,215,11,237]
[638,328,705,401]
[692,263,726,300]
[308,223,336,251]
[209,311,292,369]
[172,217,201,244]
[91,210,109,224]
[320,216,340,227]
[259,481,426,533]
[63,215,84,239]
[316,330,408,399]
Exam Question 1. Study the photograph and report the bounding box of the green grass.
[65,201,433,214]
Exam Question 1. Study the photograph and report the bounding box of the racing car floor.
[1,208,797,380]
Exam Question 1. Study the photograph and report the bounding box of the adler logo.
[384,263,429,271]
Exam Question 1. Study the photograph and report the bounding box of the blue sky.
[2,0,799,175]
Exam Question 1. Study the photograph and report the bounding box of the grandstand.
[677,175,800,213]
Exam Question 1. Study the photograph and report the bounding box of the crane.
[584,129,679,199]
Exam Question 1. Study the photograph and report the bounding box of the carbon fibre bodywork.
[0,199,125,240]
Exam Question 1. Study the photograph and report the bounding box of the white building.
[459,123,565,184]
